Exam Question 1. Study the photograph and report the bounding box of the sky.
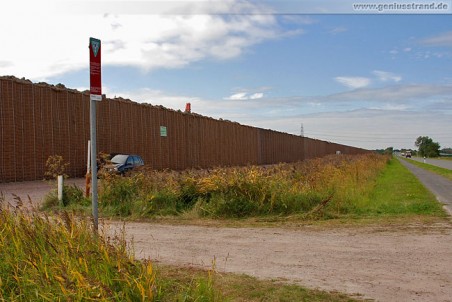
[1,0,452,150]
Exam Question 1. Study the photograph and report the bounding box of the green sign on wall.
[160,126,167,137]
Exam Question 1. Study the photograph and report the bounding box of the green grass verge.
[403,158,452,181]
[364,158,446,217]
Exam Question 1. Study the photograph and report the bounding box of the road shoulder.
[398,158,452,216]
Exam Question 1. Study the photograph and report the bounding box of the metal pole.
[90,97,98,232]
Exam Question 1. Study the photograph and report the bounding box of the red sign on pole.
[89,37,102,100]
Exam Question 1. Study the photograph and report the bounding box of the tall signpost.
[89,37,101,232]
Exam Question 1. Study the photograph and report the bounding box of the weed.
[44,155,69,180]
[41,185,90,210]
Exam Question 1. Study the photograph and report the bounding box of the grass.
[403,157,452,181]
[156,265,360,302]
[94,154,391,220]
[364,158,445,216]
[42,153,448,224]
[0,203,156,301]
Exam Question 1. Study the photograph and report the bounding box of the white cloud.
[421,31,452,47]
[390,49,399,55]
[370,104,409,111]
[224,92,265,100]
[331,84,452,103]
[0,0,299,81]
[329,26,347,34]
[227,93,249,100]
[335,76,371,89]
[249,93,264,99]
[373,70,402,82]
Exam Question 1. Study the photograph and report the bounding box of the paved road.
[401,156,452,170]
[399,159,452,215]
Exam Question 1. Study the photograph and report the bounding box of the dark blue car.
[105,154,144,175]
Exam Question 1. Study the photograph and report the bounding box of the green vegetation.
[415,136,440,157]
[44,153,446,221]
[403,157,452,181]
[0,205,155,301]
[366,158,445,216]
[94,154,390,219]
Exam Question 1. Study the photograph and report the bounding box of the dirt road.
[105,221,452,302]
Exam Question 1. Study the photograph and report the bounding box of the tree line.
[377,136,449,157]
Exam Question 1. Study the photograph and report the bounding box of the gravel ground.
[105,221,452,302]
[0,178,86,208]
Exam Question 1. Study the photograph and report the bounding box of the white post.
[57,175,64,206]
[90,97,99,232]
[87,140,91,173]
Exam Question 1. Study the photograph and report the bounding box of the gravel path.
[105,221,452,302]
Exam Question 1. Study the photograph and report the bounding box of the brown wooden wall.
[0,77,370,182]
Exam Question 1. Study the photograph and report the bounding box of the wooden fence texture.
[0,77,369,182]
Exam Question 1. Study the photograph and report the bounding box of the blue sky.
[1,0,452,150]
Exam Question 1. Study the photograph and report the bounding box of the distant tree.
[441,148,452,155]
[384,147,393,155]
[374,149,384,154]
[415,136,440,157]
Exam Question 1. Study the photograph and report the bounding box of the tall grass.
[0,203,155,301]
[91,154,389,219]
[51,154,437,220]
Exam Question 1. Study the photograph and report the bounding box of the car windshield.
[111,154,128,164]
